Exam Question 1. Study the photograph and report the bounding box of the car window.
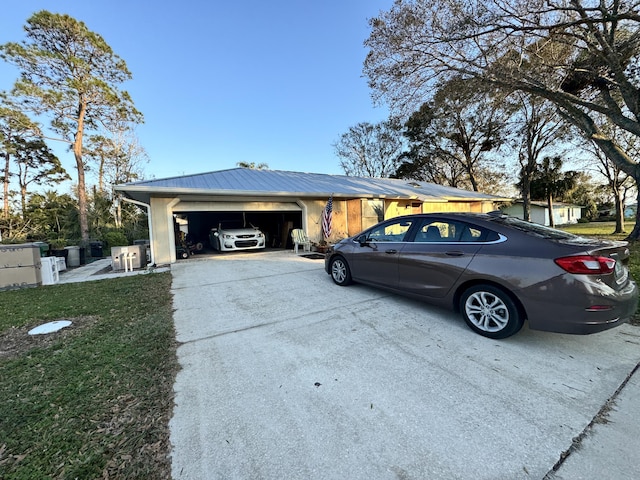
[414,220,499,243]
[367,220,413,242]
[414,221,463,242]
[492,216,577,240]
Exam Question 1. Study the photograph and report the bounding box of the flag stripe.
[322,196,333,239]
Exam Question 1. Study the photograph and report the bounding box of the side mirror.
[357,234,369,247]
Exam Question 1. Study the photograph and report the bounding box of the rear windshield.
[492,216,579,240]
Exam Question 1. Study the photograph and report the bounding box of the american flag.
[322,195,333,239]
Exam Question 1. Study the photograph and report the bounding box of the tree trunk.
[626,188,640,242]
[114,194,122,228]
[2,152,9,218]
[20,184,26,219]
[75,100,89,241]
[613,189,625,234]
[520,170,532,222]
[547,193,555,228]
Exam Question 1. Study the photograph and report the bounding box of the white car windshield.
[220,221,247,230]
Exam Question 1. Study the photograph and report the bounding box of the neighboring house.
[115,168,510,264]
[624,204,636,219]
[502,201,582,226]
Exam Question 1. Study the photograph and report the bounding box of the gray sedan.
[325,212,638,339]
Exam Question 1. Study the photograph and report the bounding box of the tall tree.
[563,172,604,221]
[86,128,148,193]
[13,136,69,216]
[396,77,509,191]
[364,0,640,237]
[0,11,143,241]
[582,124,637,233]
[0,100,38,218]
[333,119,404,177]
[509,94,569,221]
[530,156,578,228]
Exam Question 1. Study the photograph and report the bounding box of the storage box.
[0,264,42,290]
[0,244,41,268]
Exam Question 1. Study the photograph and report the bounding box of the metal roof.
[115,168,508,204]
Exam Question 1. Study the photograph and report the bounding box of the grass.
[559,220,629,239]
[0,272,177,479]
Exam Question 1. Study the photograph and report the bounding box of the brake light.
[554,255,616,274]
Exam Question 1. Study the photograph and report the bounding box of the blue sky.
[0,0,393,185]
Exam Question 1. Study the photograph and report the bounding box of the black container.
[90,241,103,258]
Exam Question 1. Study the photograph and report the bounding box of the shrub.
[102,230,128,249]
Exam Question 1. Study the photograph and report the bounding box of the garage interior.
[174,210,304,254]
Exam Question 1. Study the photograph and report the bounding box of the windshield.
[219,221,246,229]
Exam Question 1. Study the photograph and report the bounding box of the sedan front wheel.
[330,256,352,286]
[460,285,524,339]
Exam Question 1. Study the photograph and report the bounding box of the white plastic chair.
[291,229,311,254]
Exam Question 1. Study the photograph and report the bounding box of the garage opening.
[174,210,303,254]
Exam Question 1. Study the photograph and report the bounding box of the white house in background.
[502,201,582,226]
[624,204,637,218]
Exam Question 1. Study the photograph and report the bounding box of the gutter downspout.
[119,197,156,266]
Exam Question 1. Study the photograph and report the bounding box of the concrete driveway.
[169,251,640,480]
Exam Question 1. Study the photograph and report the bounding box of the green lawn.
[559,220,628,239]
[0,272,177,480]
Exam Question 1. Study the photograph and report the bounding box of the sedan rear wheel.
[460,285,524,339]
[330,256,352,286]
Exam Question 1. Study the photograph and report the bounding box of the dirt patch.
[0,316,101,360]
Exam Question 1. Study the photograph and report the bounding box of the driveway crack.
[543,360,640,479]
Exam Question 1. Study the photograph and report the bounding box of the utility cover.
[28,320,72,335]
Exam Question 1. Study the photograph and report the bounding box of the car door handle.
[385,249,398,254]
[445,251,465,257]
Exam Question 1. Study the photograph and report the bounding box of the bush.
[102,230,128,249]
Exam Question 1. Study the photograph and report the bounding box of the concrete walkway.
[57,257,169,284]
[168,251,640,480]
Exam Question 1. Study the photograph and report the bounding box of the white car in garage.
[210,221,266,252]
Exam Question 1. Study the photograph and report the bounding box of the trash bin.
[32,241,49,257]
[65,246,80,267]
[79,247,86,265]
[90,241,103,258]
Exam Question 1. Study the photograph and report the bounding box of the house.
[624,204,636,219]
[502,201,582,226]
[114,168,510,264]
